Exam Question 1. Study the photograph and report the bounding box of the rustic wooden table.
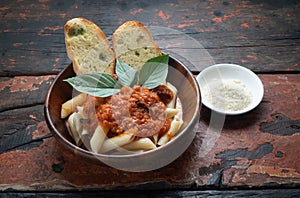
[1,0,300,197]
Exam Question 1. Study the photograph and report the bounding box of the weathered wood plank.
[3,189,300,198]
[200,74,300,188]
[1,0,299,75]
[0,105,51,154]
[0,0,300,192]
[0,74,299,191]
[0,75,55,112]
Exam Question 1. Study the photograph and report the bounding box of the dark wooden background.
[1,0,300,76]
[1,0,300,197]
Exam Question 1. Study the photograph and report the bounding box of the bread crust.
[64,17,115,75]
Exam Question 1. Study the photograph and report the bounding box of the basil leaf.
[116,59,138,87]
[64,54,170,97]
[139,54,169,89]
[70,86,120,97]
[64,73,120,97]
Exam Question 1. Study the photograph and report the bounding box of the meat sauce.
[96,84,174,138]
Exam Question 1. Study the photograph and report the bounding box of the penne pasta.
[123,138,157,151]
[61,93,87,119]
[67,112,82,146]
[67,106,87,146]
[99,129,136,153]
[152,133,158,145]
[73,114,82,134]
[166,82,177,108]
[90,125,109,153]
[63,80,184,153]
[166,108,179,118]
[82,128,89,136]
[157,118,183,146]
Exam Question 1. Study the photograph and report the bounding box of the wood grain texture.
[0,75,55,112]
[0,0,300,193]
[0,74,299,191]
[4,189,300,198]
[0,105,51,154]
[1,0,299,75]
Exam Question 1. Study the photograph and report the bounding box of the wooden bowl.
[44,56,201,172]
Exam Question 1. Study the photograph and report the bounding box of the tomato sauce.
[96,85,173,138]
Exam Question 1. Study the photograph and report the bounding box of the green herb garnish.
[139,54,169,89]
[69,27,85,36]
[64,72,121,97]
[116,59,138,87]
[64,54,169,97]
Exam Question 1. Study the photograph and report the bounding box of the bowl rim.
[44,55,201,159]
[196,63,264,115]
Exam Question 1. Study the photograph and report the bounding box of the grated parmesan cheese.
[203,79,252,112]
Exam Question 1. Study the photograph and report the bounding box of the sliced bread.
[112,20,161,71]
[64,17,115,75]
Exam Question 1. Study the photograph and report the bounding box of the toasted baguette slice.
[112,21,161,71]
[64,18,115,75]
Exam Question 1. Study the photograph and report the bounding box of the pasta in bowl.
[44,55,201,172]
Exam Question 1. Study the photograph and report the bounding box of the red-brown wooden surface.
[0,0,299,196]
